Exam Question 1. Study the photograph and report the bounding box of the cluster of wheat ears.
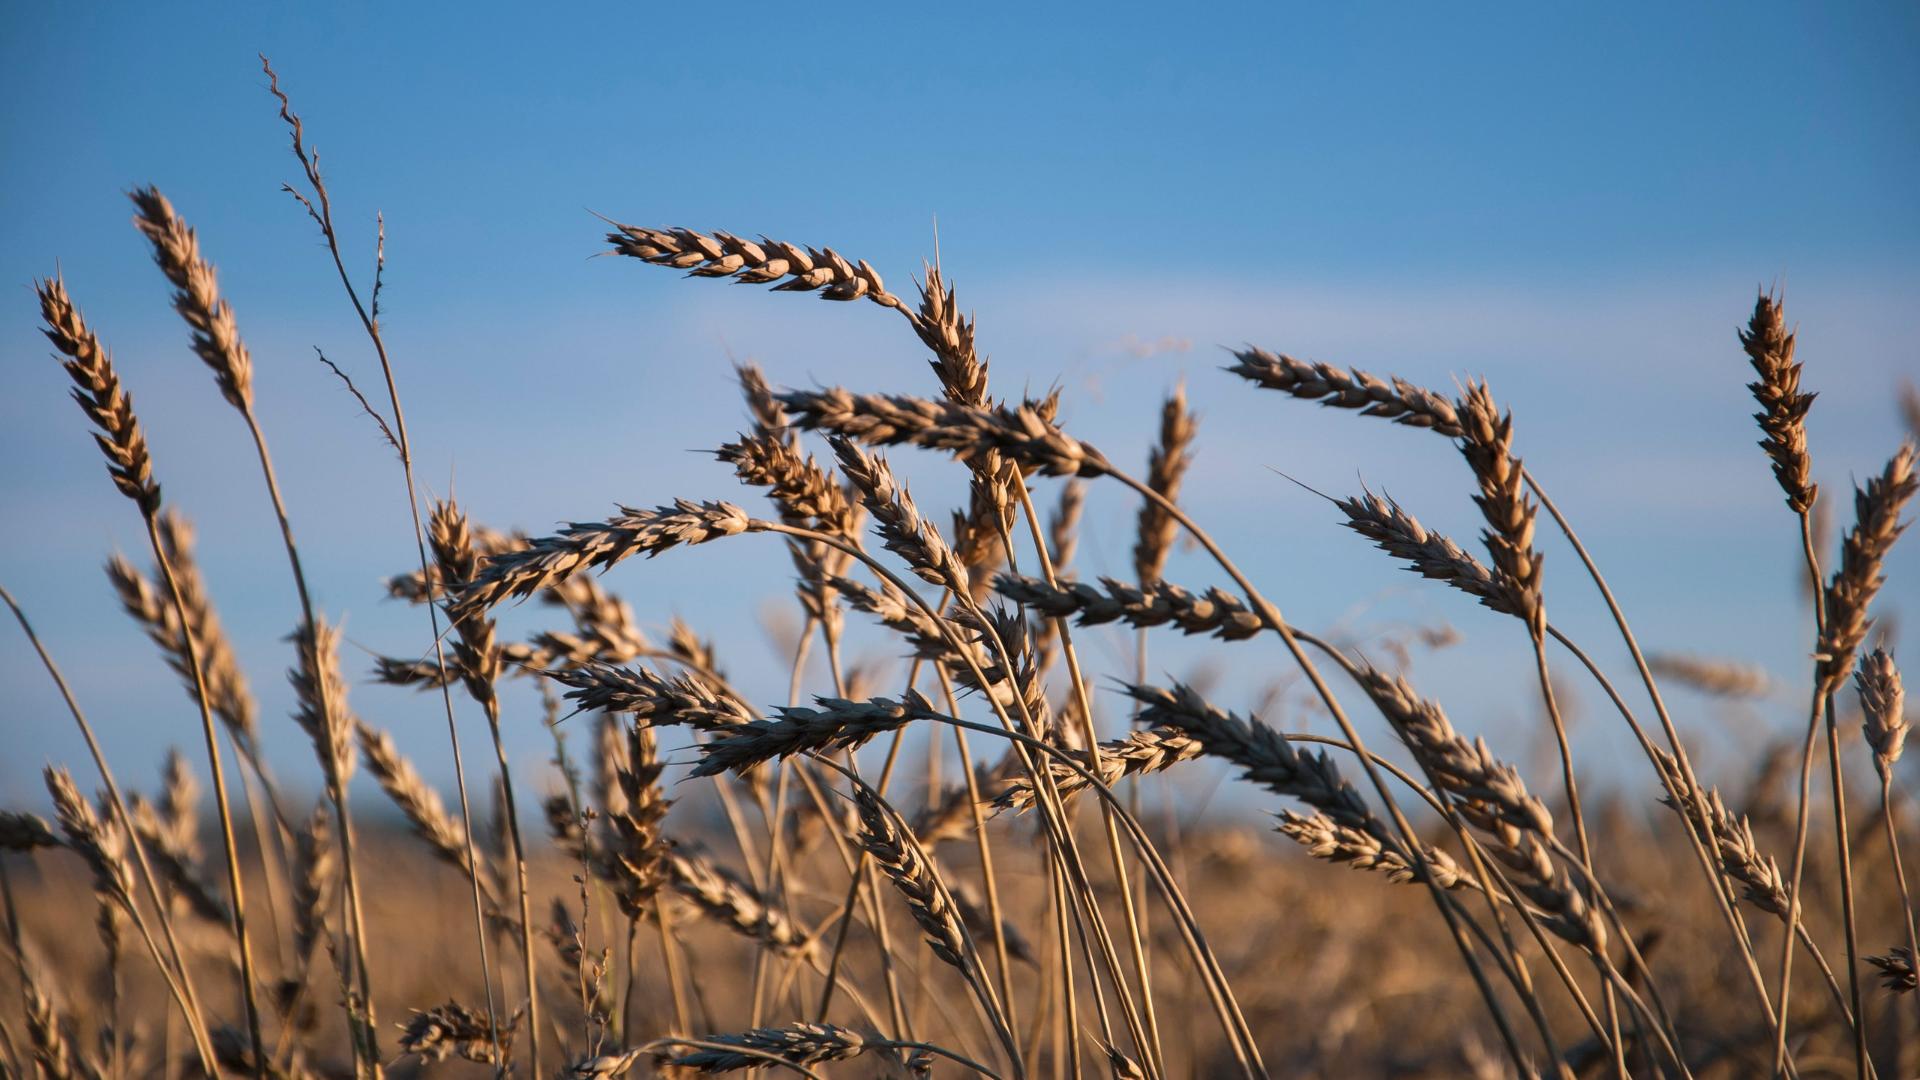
[3,57,1917,1080]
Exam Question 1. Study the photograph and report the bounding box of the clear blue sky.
[3,4,1916,810]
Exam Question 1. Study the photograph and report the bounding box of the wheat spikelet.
[1818,444,1917,689]
[430,498,505,706]
[1275,810,1474,891]
[1122,683,1381,839]
[1653,756,1789,918]
[1456,382,1544,635]
[598,724,670,918]
[291,802,336,964]
[690,691,942,777]
[851,783,971,972]
[1227,347,1463,436]
[397,1000,518,1065]
[1866,948,1916,993]
[128,186,253,411]
[453,500,752,616]
[159,748,200,861]
[832,436,971,592]
[717,432,858,537]
[777,388,1108,478]
[1348,665,1604,948]
[994,574,1263,641]
[665,849,813,957]
[996,727,1203,813]
[105,512,259,752]
[355,721,480,881]
[1855,649,1907,776]
[44,767,133,915]
[130,796,229,926]
[1134,384,1196,585]
[606,223,900,305]
[36,276,160,514]
[290,618,357,803]
[910,265,990,407]
[547,663,754,730]
[1333,489,1525,618]
[665,1022,871,1072]
[22,961,77,1080]
[0,810,60,851]
[1739,292,1817,513]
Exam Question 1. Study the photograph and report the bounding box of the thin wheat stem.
[1012,482,1163,1077]
[262,56,499,1070]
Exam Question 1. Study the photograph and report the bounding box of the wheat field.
[3,55,1918,1080]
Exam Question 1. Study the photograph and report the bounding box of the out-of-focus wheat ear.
[159,748,201,861]
[289,618,357,803]
[1740,291,1817,514]
[1855,650,1907,777]
[1645,653,1774,700]
[21,960,78,1080]
[1134,384,1196,586]
[1818,444,1918,691]
[128,186,253,412]
[397,1001,521,1066]
[606,222,902,306]
[0,811,60,852]
[35,277,160,514]
[1865,949,1915,993]
[44,768,134,915]
[1226,347,1464,436]
[291,802,336,966]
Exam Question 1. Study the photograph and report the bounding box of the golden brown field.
[2,58,1916,1080]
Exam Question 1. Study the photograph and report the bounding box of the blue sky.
[2,4,1915,811]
